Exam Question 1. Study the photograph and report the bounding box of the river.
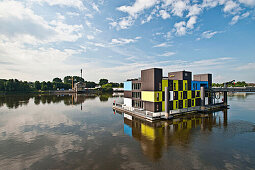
[0,93,254,169]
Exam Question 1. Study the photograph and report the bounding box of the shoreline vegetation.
[0,77,123,94]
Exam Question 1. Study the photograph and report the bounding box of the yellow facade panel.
[141,91,162,102]
[183,99,188,108]
[173,100,178,110]
[162,101,165,112]
[192,99,195,107]
[162,79,168,91]
[187,91,192,99]
[178,91,183,100]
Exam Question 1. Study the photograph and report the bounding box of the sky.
[0,0,255,83]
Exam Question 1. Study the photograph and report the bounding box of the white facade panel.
[124,98,132,107]
[170,91,174,101]
[205,97,208,105]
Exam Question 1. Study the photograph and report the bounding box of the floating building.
[123,68,213,114]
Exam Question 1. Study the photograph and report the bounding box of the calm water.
[0,93,255,170]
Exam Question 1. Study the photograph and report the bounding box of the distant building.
[74,82,86,92]
[124,68,212,113]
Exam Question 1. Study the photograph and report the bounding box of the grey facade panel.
[168,71,192,82]
[141,68,162,91]
[124,91,132,98]
[193,74,212,87]
[143,101,162,112]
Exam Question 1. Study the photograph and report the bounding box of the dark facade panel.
[178,80,183,91]
[173,91,178,100]
[183,91,187,99]
[187,81,191,90]
[141,68,162,91]
[188,99,191,107]
[143,101,162,112]
[196,98,201,106]
[179,100,183,109]
[192,91,195,98]
[124,91,132,98]
[169,101,173,110]
[168,80,173,91]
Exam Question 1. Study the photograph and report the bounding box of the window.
[185,83,187,90]
[157,93,159,101]
[174,83,176,90]
[195,83,197,90]
[185,100,187,107]
[192,99,194,106]
[176,101,178,108]
[196,91,200,98]
[159,82,161,91]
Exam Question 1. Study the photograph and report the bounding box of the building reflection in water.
[119,110,228,161]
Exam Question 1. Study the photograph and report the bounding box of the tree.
[99,79,108,86]
[64,76,84,84]
[41,81,47,91]
[53,77,62,83]
[101,83,112,92]
[85,81,97,88]
[34,81,41,90]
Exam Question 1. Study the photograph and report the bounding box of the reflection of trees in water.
[99,93,113,102]
[0,93,115,109]
[121,110,228,161]
[228,92,255,101]
[0,95,31,109]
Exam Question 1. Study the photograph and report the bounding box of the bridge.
[209,87,255,92]
[204,86,255,106]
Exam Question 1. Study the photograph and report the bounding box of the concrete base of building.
[113,102,228,122]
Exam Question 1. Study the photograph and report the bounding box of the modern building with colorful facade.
[123,68,212,114]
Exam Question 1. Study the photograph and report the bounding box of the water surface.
[0,93,254,169]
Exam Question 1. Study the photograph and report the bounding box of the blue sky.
[0,0,254,83]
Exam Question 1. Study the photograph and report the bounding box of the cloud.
[201,30,220,39]
[66,12,80,17]
[230,12,250,25]
[159,51,176,56]
[223,1,240,14]
[187,4,202,17]
[117,0,158,16]
[238,0,255,6]
[31,0,86,11]
[187,16,197,29]
[171,1,188,17]
[236,63,255,70]
[118,16,135,29]
[230,15,240,25]
[92,3,100,12]
[0,1,83,45]
[159,10,170,19]
[153,42,172,47]
[87,35,94,40]
[111,37,141,45]
[174,21,187,36]
[164,31,172,39]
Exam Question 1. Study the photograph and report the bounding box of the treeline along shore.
[0,76,123,94]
